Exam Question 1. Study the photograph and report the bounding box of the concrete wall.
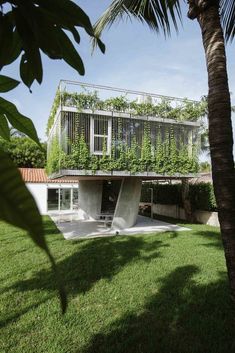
[78,180,103,220]
[194,210,219,227]
[150,202,219,227]
[152,203,186,220]
[112,177,142,229]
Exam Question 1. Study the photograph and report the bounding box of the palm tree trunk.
[189,2,235,302]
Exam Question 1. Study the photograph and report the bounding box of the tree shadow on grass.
[9,236,165,294]
[81,265,235,353]
[43,217,64,235]
[193,229,223,250]
[1,234,166,329]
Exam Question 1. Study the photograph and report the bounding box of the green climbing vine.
[47,129,199,175]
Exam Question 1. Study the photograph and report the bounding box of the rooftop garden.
[46,90,207,135]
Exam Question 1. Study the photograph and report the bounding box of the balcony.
[47,81,205,180]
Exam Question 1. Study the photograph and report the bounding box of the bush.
[189,183,217,211]
[141,183,182,205]
[141,182,217,211]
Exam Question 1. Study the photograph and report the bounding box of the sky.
[2,1,235,147]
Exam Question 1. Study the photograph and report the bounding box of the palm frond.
[93,0,182,44]
[220,0,235,42]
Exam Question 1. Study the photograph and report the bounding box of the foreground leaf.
[0,148,67,313]
[0,97,40,144]
[0,115,10,140]
[0,75,20,92]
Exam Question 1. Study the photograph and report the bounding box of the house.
[19,168,78,215]
[46,81,204,229]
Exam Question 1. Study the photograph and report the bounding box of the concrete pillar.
[112,177,142,229]
[78,180,103,220]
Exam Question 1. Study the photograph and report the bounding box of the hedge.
[189,183,217,211]
[141,182,217,211]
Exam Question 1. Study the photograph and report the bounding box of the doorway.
[101,180,122,214]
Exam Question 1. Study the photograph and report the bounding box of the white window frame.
[90,116,112,155]
[47,186,79,212]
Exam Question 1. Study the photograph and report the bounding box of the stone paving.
[50,213,189,240]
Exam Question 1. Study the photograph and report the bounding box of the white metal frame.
[90,116,112,155]
[47,186,79,212]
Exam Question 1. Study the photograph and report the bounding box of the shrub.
[141,182,217,211]
[141,183,182,205]
[189,183,217,211]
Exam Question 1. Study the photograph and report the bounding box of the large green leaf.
[0,115,10,140]
[0,149,46,248]
[13,6,43,86]
[20,54,35,90]
[0,97,40,145]
[0,13,14,69]
[0,75,20,92]
[0,148,67,313]
[0,1,105,87]
[2,30,23,67]
[35,0,93,29]
[56,28,85,75]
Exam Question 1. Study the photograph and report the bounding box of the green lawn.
[1,217,235,353]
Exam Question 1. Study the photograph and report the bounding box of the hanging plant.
[140,122,152,171]
[89,155,99,173]
[126,136,140,173]
[99,137,112,171]
[46,89,60,135]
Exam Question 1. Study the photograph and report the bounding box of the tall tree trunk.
[189,1,235,302]
[181,179,194,222]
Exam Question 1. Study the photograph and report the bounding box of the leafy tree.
[200,161,211,173]
[94,0,235,302]
[0,0,105,312]
[0,136,46,168]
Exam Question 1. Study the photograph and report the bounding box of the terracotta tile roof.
[19,168,76,183]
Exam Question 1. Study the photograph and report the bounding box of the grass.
[0,217,235,353]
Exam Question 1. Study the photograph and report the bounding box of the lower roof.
[19,168,77,184]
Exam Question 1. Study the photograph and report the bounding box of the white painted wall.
[26,182,79,215]
[27,183,47,214]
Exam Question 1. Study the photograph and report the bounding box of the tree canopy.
[0,136,46,168]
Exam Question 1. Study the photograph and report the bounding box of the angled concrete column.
[78,180,103,220]
[112,177,142,229]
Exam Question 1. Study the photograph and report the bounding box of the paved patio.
[50,213,189,239]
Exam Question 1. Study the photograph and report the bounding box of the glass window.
[72,189,79,210]
[94,136,107,153]
[48,188,77,211]
[48,189,59,211]
[60,189,71,210]
[94,117,108,135]
[92,117,110,155]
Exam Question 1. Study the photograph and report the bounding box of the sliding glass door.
[47,188,79,211]
[60,189,71,210]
